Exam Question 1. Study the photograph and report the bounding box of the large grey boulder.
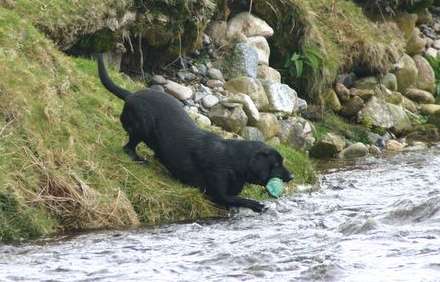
[278,117,315,150]
[246,36,270,65]
[257,65,281,82]
[425,47,438,58]
[323,89,342,112]
[413,55,436,93]
[405,88,436,103]
[224,77,269,110]
[208,104,248,133]
[261,81,298,114]
[254,113,280,139]
[309,133,346,159]
[395,54,418,93]
[335,83,350,103]
[338,143,369,159]
[202,94,220,108]
[152,75,167,85]
[207,68,225,81]
[353,76,379,90]
[187,111,212,128]
[295,98,308,113]
[382,73,398,91]
[223,93,260,124]
[358,97,412,134]
[226,12,274,38]
[350,88,375,102]
[401,96,418,112]
[340,96,365,117]
[241,126,265,142]
[222,43,259,79]
[164,80,193,100]
[406,28,426,55]
[420,104,440,115]
[396,12,418,40]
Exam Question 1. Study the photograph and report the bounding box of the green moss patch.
[314,113,371,144]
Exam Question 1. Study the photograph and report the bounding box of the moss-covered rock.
[309,132,346,159]
[354,76,379,90]
[323,89,342,112]
[414,55,436,94]
[395,54,418,93]
[358,97,412,134]
[406,28,426,55]
[224,77,268,110]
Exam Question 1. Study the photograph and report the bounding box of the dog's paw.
[252,203,268,213]
[136,159,149,166]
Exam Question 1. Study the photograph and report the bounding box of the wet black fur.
[97,54,293,212]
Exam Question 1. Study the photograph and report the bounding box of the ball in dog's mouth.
[265,178,284,198]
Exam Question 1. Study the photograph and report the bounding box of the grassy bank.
[252,0,404,101]
[0,7,316,242]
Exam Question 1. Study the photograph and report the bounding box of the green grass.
[314,113,371,144]
[0,6,316,242]
[9,0,133,49]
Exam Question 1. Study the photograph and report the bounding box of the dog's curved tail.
[97,53,131,101]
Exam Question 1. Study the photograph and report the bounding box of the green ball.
[265,177,284,198]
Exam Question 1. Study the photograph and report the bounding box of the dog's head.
[248,146,293,186]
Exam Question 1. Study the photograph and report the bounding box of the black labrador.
[97,54,293,212]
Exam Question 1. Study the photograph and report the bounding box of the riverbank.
[0,6,315,242]
[2,0,440,243]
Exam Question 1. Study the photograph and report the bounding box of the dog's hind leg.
[123,135,148,164]
[205,173,266,213]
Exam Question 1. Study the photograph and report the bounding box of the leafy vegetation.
[283,46,323,79]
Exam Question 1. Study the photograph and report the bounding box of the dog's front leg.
[123,135,148,164]
[206,174,266,213]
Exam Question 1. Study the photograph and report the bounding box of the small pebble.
[152,75,167,85]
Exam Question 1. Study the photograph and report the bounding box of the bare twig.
[163,33,185,70]
[138,34,145,80]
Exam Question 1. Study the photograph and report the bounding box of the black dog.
[97,54,293,212]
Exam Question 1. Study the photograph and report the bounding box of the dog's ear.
[249,149,273,184]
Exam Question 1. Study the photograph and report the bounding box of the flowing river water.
[1,146,440,281]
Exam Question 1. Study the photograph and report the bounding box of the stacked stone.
[327,12,439,133]
[207,12,311,149]
[309,9,440,159]
[420,6,440,58]
[148,12,314,151]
